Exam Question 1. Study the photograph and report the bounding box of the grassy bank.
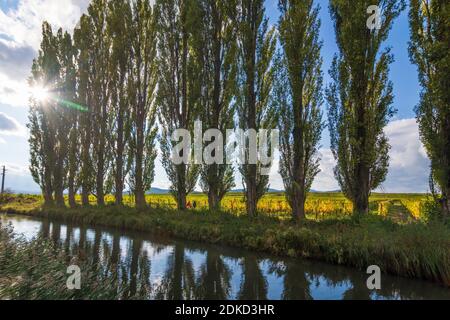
[1,195,450,287]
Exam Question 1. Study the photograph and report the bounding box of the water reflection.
[2,214,449,300]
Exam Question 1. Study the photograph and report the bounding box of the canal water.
[1,214,449,300]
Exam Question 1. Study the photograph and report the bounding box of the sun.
[30,86,49,102]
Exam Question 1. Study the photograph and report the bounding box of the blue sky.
[0,0,430,193]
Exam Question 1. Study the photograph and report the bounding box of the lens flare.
[30,86,49,102]
[28,85,88,112]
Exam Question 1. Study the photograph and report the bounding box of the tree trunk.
[177,190,187,211]
[354,167,370,216]
[442,187,450,219]
[246,44,257,217]
[178,164,187,211]
[54,168,65,207]
[96,168,105,206]
[81,185,90,207]
[115,171,123,206]
[208,190,220,211]
[443,198,450,218]
[246,172,257,217]
[68,183,76,208]
[115,79,126,206]
[207,165,221,210]
[96,93,107,207]
[68,119,77,208]
[81,113,91,207]
[43,187,54,207]
[115,119,124,206]
[115,131,124,206]
[354,91,369,216]
[292,186,307,222]
[135,125,145,209]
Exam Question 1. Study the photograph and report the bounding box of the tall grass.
[0,222,146,300]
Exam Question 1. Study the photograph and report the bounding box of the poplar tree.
[50,29,73,207]
[195,0,238,210]
[74,14,95,206]
[28,23,58,206]
[156,0,201,210]
[57,30,78,208]
[107,0,133,206]
[87,0,113,206]
[28,24,61,207]
[29,58,55,206]
[235,0,276,216]
[128,0,158,208]
[326,0,405,215]
[276,0,324,221]
[408,0,450,218]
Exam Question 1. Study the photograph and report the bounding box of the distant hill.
[145,188,342,195]
[147,188,171,195]
[230,188,284,193]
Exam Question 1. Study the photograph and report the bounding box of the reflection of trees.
[92,228,102,266]
[64,224,72,253]
[110,232,121,265]
[40,219,50,238]
[155,243,196,300]
[135,250,151,299]
[29,218,450,301]
[238,255,267,300]
[195,251,232,300]
[51,222,61,243]
[342,276,372,300]
[272,262,313,300]
[79,226,87,249]
[128,238,142,298]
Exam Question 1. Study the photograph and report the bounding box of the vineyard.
[108,192,428,222]
[0,192,432,223]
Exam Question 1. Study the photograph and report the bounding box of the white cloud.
[3,162,29,176]
[0,111,26,135]
[312,149,340,191]
[311,118,430,193]
[0,0,89,107]
[380,118,430,193]
[0,0,90,48]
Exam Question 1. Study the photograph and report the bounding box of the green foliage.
[155,0,202,210]
[235,0,277,216]
[127,0,159,207]
[408,0,450,218]
[106,0,133,205]
[326,0,405,215]
[28,22,78,207]
[31,0,159,208]
[276,0,324,220]
[194,0,238,209]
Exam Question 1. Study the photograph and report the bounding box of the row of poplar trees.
[28,0,450,220]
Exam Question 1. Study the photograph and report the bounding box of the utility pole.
[1,166,5,194]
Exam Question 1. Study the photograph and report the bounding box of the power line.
[1,166,5,194]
